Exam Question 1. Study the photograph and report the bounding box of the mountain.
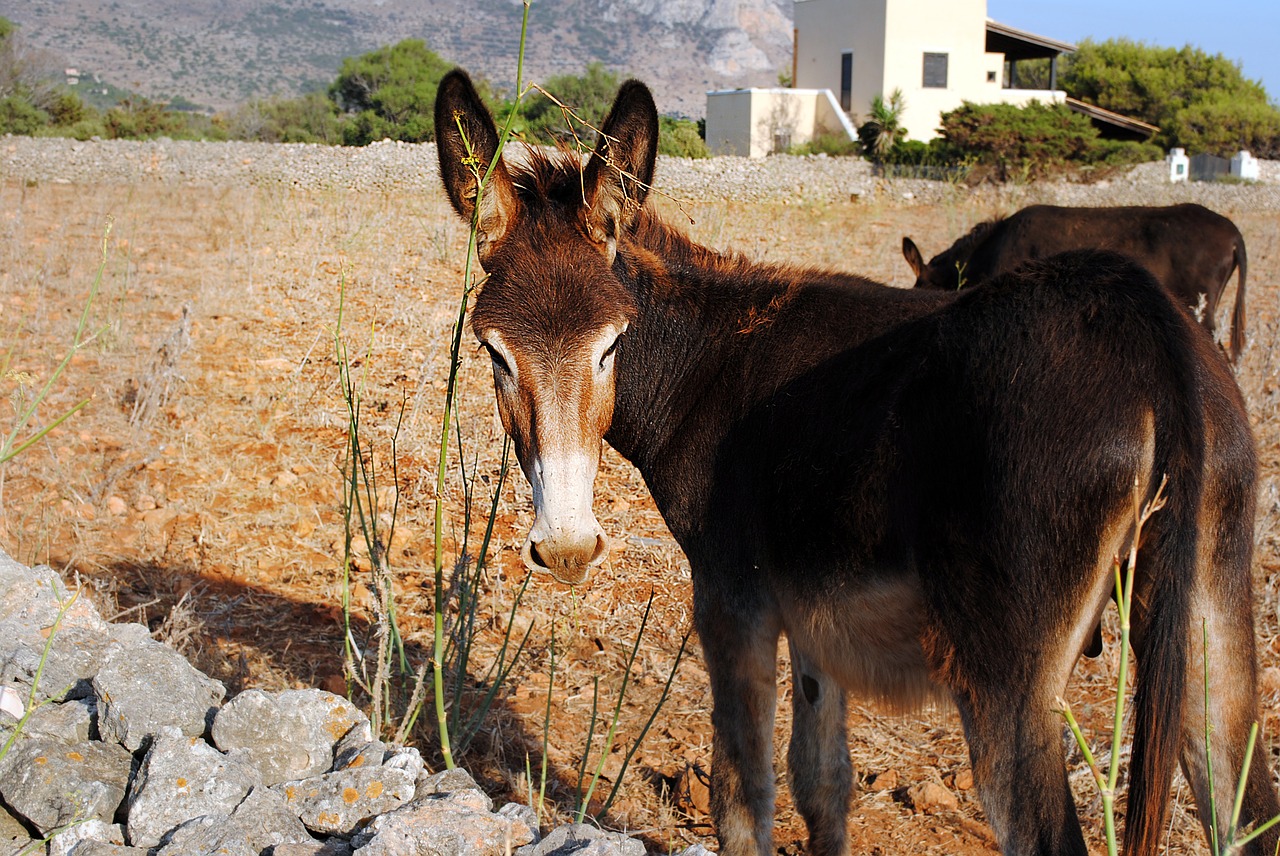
[2,0,795,117]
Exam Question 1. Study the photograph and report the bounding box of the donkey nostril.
[588,534,609,566]
[528,540,551,570]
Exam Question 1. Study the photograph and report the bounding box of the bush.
[939,100,1100,180]
[1090,138,1164,166]
[520,62,621,144]
[0,95,46,135]
[224,92,343,144]
[1061,38,1280,155]
[658,115,707,158]
[330,39,452,144]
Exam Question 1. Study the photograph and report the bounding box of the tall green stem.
[432,0,533,769]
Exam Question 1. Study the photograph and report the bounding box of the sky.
[986,1,1280,103]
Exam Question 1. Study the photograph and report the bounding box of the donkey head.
[435,69,658,585]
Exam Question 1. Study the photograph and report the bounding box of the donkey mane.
[505,144,863,299]
[930,217,1000,268]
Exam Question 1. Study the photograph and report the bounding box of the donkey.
[902,203,1249,362]
[435,69,1279,856]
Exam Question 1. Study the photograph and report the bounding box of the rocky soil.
[3,135,1279,208]
[0,549,710,856]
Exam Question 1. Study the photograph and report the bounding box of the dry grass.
[1,175,1277,855]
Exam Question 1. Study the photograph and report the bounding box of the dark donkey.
[436,70,1279,856]
[902,203,1249,362]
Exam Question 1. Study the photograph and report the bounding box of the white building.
[705,0,1081,156]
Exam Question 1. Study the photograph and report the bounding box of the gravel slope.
[3,135,1279,209]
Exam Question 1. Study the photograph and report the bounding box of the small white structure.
[1167,148,1189,183]
[1230,150,1259,181]
[704,87,858,157]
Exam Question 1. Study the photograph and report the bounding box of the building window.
[923,52,948,88]
[840,51,853,111]
[987,70,997,83]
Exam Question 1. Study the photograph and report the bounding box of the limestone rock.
[272,842,353,856]
[22,696,96,744]
[94,641,225,751]
[907,780,959,814]
[48,820,124,856]
[273,765,415,836]
[211,689,323,784]
[155,786,311,855]
[413,768,487,806]
[125,727,261,847]
[0,736,133,834]
[515,824,646,856]
[353,789,534,856]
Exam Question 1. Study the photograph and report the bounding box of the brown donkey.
[435,69,1279,856]
[902,203,1249,362]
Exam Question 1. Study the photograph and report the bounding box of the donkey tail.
[1123,315,1206,856]
[1228,234,1247,363]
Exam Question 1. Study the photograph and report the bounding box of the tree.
[1061,38,1280,155]
[329,39,452,144]
[0,17,62,114]
[520,62,623,144]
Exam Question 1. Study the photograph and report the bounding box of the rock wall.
[0,550,702,856]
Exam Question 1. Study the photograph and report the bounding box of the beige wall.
[794,0,1065,141]
[705,88,856,158]
[795,0,886,126]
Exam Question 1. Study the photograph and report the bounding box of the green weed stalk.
[1057,476,1280,855]
[574,593,688,823]
[433,0,533,771]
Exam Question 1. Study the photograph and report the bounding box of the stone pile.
[0,550,697,856]
[2,134,1279,209]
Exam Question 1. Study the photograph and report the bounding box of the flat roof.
[986,19,1076,60]
[1065,96,1160,139]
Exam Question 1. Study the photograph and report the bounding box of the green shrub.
[1061,38,1280,155]
[0,96,47,135]
[1090,138,1164,165]
[224,92,343,144]
[330,39,453,144]
[940,100,1099,179]
[658,115,707,158]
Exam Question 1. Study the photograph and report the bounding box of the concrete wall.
[705,88,856,158]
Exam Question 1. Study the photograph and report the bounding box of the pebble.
[907,781,960,814]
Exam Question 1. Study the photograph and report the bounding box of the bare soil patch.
[1,176,1277,855]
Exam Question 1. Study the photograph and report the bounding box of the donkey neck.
[602,213,948,533]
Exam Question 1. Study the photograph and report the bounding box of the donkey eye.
[483,342,511,375]
[599,335,622,369]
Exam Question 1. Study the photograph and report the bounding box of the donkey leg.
[1174,584,1280,854]
[786,638,852,856]
[950,677,1088,856]
[699,600,781,856]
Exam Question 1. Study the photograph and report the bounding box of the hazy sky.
[986,1,1279,102]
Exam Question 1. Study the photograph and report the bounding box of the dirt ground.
[1,174,1277,855]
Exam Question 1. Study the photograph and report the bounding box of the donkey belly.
[780,572,939,711]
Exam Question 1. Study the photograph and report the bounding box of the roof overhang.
[986,19,1076,61]
[1065,96,1160,140]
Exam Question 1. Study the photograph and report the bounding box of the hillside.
[2,0,795,117]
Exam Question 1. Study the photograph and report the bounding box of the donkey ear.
[435,69,519,262]
[580,80,659,264]
[902,237,925,279]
